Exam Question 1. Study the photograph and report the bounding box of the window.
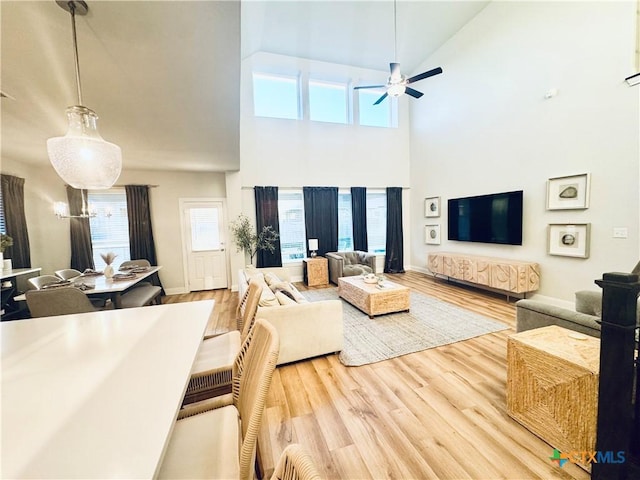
[358,90,395,128]
[337,191,353,251]
[88,189,130,268]
[309,79,348,124]
[278,190,306,263]
[253,73,300,120]
[189,208,220,251]
[366,191,386,253]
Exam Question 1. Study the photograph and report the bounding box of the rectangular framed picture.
[546,173,591,210]
[425,224,441,245]
[547,223,590,258]
[425,196,440,217]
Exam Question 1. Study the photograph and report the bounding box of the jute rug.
[302,287,509,367]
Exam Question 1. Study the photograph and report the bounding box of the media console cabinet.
[427,252,540,298]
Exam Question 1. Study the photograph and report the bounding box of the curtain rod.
[112,184,159,188]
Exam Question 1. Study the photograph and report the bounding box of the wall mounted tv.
[447,190,523,245]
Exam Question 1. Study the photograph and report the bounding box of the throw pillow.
[275,290,296,305]
[263,272,282,286]
[251,276,278,307]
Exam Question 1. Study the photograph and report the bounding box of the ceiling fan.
[354,0,443,105]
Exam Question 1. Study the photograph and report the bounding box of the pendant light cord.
[68,1,84,105]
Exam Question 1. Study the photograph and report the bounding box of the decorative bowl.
[363,274,378,284]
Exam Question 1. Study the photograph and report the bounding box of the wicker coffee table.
[338,276,410,318]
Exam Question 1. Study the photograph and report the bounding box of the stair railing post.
[592,272,640,480]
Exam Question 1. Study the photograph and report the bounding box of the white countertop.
[1,300,214,479]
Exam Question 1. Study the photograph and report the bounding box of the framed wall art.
[546,173,591,210]
[425,196,440,217]
[425,224,441,245]
[547,223,590,258]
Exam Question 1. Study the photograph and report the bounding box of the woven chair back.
[270,444,322,480]
[232,318,280,480]
[239,283,262,340]
[26,287,96,318]
[55,269,82,281]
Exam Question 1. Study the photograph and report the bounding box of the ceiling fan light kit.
[47,0,122,190]
[354,0,443,105]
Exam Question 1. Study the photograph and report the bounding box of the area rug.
[302,288,509,367]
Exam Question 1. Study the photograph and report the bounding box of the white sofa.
[238,267,343,365]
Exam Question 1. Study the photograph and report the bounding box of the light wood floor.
[164,271,590,480]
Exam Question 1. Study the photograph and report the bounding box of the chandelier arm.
[68,1,83,106]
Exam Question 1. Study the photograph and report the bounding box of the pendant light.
[47,0,122,190]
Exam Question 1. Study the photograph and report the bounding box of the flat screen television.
[447,190,523,245]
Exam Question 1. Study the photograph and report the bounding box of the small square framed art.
[425,197,440,218]
[547,223,590,258]
[425,224,441,245]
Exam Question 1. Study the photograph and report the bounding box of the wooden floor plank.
[165,271,589,479]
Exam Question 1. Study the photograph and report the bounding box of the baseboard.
[164,287,188,295]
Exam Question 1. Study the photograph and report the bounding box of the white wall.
[409,1,640,301]
[234,52,414,283]
[1,158,227,294]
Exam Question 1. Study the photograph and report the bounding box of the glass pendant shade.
[47,106,122,189]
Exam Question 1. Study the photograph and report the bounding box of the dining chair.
[158,318,280,480]
[270,444,322,480]
[54,268,111,309]
[54,268,82,281]
[118,259,162,307]
[182,281,262,405]
[26,287,96,318]
[28,275,64,290]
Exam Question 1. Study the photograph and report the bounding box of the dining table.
[13,266,163,309]
[1,299,214,479]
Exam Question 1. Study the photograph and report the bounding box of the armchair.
[326,250,376,285]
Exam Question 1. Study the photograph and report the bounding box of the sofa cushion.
[250,277,279,307]
[575,290,602,317]
[342,252,360,265]
[275,290,297,305]
[263,272,283,286]
[343,265,372,276]
[269,281,308,304]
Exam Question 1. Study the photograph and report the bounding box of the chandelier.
[47,1,122,190]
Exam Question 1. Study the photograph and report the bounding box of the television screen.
[448,190,523,245]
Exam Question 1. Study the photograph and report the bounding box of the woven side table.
[507,325,600,470]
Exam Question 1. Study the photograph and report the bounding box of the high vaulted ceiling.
[1,1,488,173]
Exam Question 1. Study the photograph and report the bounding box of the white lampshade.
[47,106,122,190]
[308,238,319,251]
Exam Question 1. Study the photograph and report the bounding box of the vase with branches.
[0,233,13,272]
[229,214,279,265]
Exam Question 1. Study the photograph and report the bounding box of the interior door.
[182,201,228,291]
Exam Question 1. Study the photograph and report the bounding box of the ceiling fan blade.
[373,92,388,105]
[406,67,443,84]
[390,62,401,79]
[405,87,424,99]
[354,84,386,90]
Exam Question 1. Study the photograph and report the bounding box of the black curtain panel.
[384,187,405,274]
[350,186,368,252]
[67,186,95,271]
[1,174,31,268]
[303,187,338,257]
[125,185,164,292]
[254,186,282,268]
